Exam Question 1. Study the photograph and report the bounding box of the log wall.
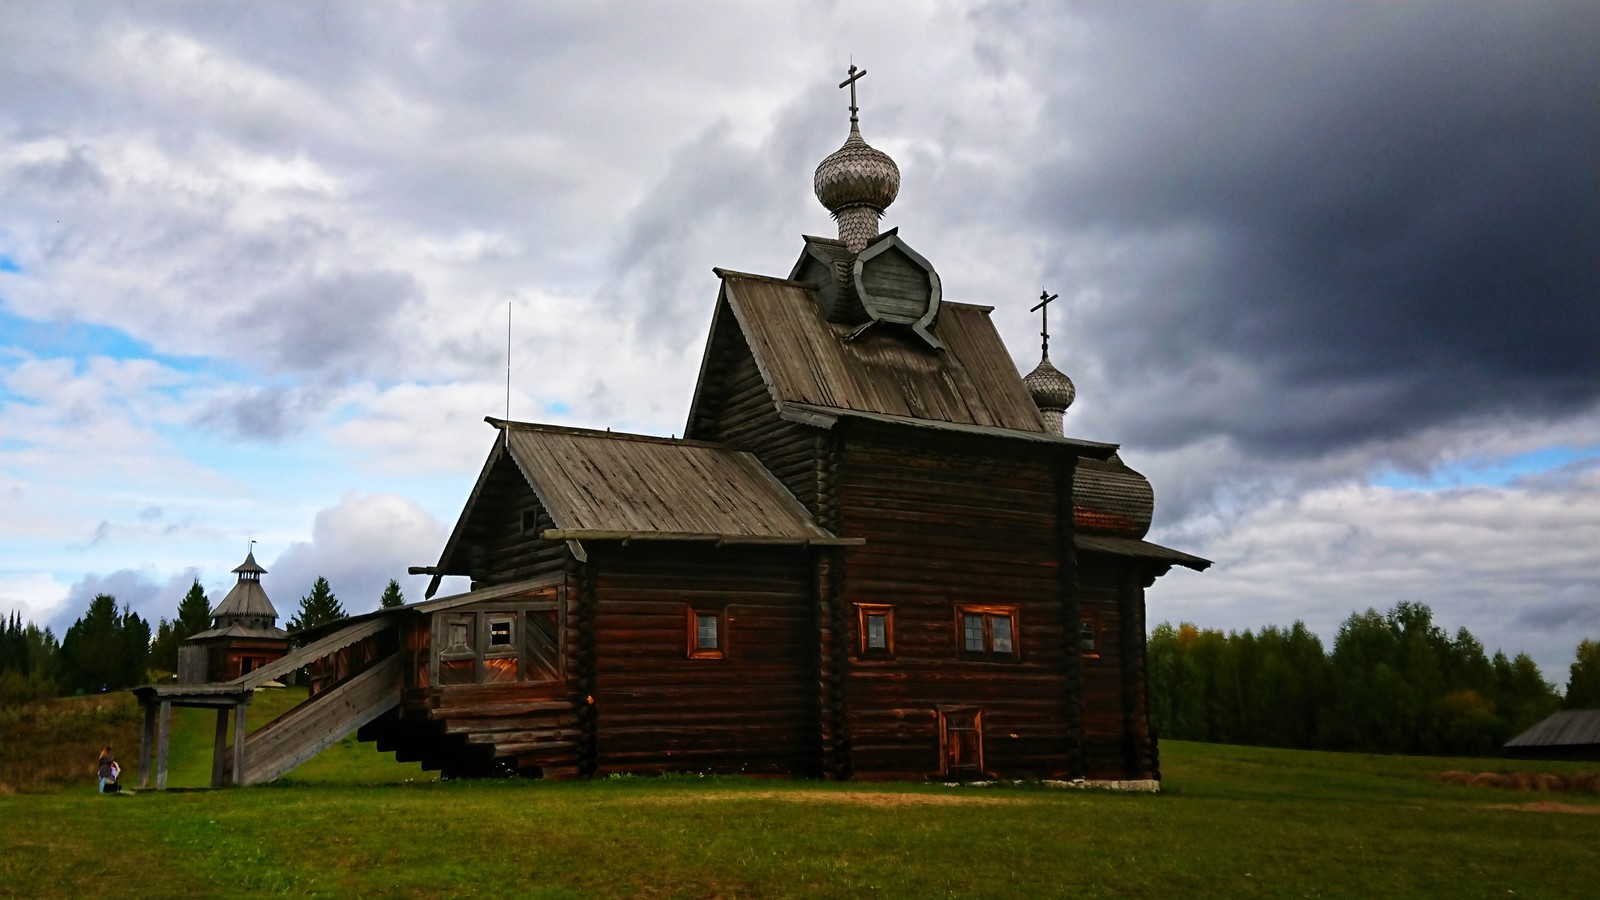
[587,543,819,776]
[836,426,1074,779]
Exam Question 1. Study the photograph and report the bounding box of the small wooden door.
[939,708,984,778]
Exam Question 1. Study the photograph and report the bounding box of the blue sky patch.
[1375,446,1600,491]
[0,256,20,273]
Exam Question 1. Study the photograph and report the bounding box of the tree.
[286,577,347,635]
[150,579,214,672]
[379,579,406,609]
[0,612,60,705]
[58,594,150,692]
[1564,639,1600,709]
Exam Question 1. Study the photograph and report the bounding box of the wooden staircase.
[228,652,404,785]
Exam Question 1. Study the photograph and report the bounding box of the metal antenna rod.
[506,301,512,422]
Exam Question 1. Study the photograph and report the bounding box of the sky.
[2,1,1596,684]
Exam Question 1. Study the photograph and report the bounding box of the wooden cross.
[839,64,866,123]
[1030,289,1059,357]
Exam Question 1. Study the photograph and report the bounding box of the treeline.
[0,574,404,705]
[1148,601,1599,756]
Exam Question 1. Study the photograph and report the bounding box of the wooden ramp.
[217,616,407,786]
[229,651,404,785]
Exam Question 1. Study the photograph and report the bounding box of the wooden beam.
[155,700,172,791]
[232,700,247,786]
[138,703,155,789]
[212,708,229,787]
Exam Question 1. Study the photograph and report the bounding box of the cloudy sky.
[2,1,1595,682]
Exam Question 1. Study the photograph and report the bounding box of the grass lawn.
[1,692,1596,898]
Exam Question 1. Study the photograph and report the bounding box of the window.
[855,603,895,659]
[489,619,513,647]
[956,605,1020,661]
[1080,618,1100,658]
[520,508,541,537]
[687,606,727,660]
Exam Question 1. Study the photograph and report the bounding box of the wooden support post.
[139,702,156,789]
[232,700,248,786]
[212,708,230,787]
[155,700,172,790]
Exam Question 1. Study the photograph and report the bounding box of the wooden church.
[174,69,1206,789]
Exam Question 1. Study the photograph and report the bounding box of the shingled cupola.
[796,65,943,350]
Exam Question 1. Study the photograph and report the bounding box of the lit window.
[956,605,1020,662]
[687,606,727,659]
[855,604,895,658]
[489,619,513,647]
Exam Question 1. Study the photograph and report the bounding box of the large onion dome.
[813,122,901,214]
[1025,354,1076,435]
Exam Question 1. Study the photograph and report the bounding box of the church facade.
[375,71,1207,783]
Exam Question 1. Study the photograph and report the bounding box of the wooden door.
[940,708,984,778]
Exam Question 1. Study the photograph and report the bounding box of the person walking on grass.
[96,746,120,794]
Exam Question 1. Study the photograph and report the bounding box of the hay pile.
[1438,770,1599,793]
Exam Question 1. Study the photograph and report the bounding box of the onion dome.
[813,122,901,216]
[1025,354,1076,435]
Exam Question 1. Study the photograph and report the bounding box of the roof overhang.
[780,402,1118,458]
[541,529,863,547]
[1074,534,1211,571]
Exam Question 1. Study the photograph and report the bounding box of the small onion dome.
[1024,354,1076,413]
[814,122,900,216]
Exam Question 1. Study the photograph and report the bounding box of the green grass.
[1,692,1596,898]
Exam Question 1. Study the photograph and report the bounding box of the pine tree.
[286,577,347,635]
[379,579,406,609]
[149,580,213,673]
[59,594,149,692]
[175,579,213,638]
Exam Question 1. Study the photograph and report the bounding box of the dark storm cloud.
[1012,1,1599,458]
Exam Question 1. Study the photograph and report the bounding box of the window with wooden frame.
[686,605,727,660]
[1079,615,1101,659]
[854,603,895,659]
[956,604,1020,662]
[482,613,518,684]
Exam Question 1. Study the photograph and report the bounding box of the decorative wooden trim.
[937,706,985,779]
[686,604,728,660]
[854,603,895,659]
[954,604,1020,662]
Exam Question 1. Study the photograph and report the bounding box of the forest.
[1148,601,1598,755]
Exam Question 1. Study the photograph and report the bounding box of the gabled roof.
[1505,709,1600,751]
[426,420,854,594]
[497,420,845,545]
[716,272,1050,432]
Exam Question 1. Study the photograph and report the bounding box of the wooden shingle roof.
[720,273,1049,432]
[1504,709,1600,752]
[498,420,849,546]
